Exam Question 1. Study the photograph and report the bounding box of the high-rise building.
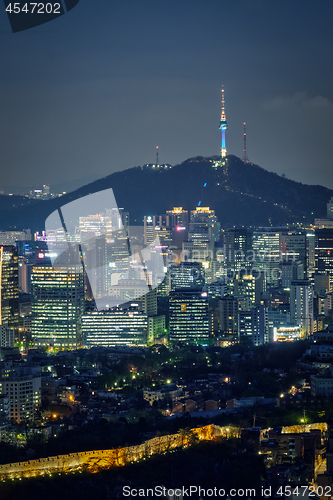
[0,231,30,246]
[279,261,304,288]
[315,228,333,286]
[290,279,313,337]
[94,237,108,299]
[155,226,173,249]
[314,219,333,229]
[0,361,41,423]
[239,310,252,341]
[108,230,131,275]
[306,232,316,273]
[165,207,189,228]
[31,266,84,349]
[0,325,14,347]
[189,207,219,242]
[84,230,130,301]
[252,304,269,345]
[144,216,156,246]
[218,295,239,341]
[148,315,166,344]
[182,207,219,263]
[313,273,331,295]
[280,231,307,271]
[235,274,256,311]
[85,234,131,301]
[0,245,19,333]
[169,262,205,291]
[205,279,226,299]
[318,292,332,317]
[223,228,252,273]
[0,395,9,426]
[169,290,209,344]
[105,208,129,232]
[82,306,148,347]
[139,287,158,316]
[239,305,268,346]
[110,279,148,303]
[16,240,47,294]
[78,214,112,239]
[252,229,282,287]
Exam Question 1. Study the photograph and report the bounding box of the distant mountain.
[1,174,100,196]
[0,155,331,232]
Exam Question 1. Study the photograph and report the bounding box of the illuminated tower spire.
[242,122,249,163]
[219,86,228,158]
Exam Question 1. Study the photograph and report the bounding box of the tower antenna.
[242,123,249,163]
[156,146,159,166]
[219,86,228,158]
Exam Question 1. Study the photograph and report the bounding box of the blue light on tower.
[219,86,228,158]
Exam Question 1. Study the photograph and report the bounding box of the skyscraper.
[169,289,209,344]
[0,245,19,334]
[218,295,239,342]
[183,207,219,262]
[290,279,313,337]
[315,228,333,286]
[169,262,205,291]
[31,265,84,349]
[280,231,307,271]
[235,274,256,311]
[279,261,304,288]
[144,216,156,246]
[78,213,112,239]
[223,228,252,274]
[252,229,281,287]
[239,305,269,346]
[165,207,189,228]
[306,232,316,272]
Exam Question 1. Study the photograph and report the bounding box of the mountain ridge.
[0,155,331,232]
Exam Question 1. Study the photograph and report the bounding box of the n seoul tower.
[219,86,228,158]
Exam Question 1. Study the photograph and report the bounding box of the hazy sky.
[1,0,333,189]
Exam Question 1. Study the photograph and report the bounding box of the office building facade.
[239,305,268,346]
[169,289,209,344]
[315,228,333,286]
[169,262,205,291]
[290,279,313,337]
[82,306,148,347]
[219,295,239,341]
[0,361,41,423]
[0,245,19,333]
[31,266,84,349]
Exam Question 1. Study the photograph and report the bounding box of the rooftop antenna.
[156,146,159,166]
[242,122,249,163]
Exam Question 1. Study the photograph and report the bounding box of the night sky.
[1,0,333,190]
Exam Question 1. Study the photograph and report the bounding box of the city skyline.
[2,2,333,495]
